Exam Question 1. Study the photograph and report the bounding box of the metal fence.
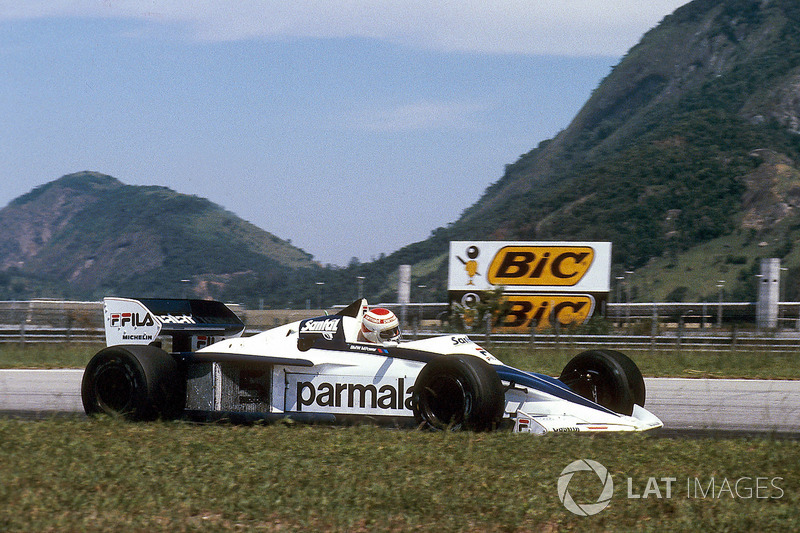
[0,300,104,344]
[405,330,800,353]
[3,299,800,353]
[0,325,105,344]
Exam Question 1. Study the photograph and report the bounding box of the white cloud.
[2,0,692,56]
[354,99,489,132]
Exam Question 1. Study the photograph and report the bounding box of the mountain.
[0,172,317,301]
[5,0,800,307]
[385,0,800,303]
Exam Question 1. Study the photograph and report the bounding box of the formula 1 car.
[81,297,663,434]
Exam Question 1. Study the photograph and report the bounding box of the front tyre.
[558,349,645,416]
[412,354,504,431]
[81,345,185,421]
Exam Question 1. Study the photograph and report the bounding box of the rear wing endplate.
[103,297,245,351]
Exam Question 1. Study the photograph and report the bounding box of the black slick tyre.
[596,349,646,407]
[558,349,645,416]
[81,345,185,421]
[412,354,504,431]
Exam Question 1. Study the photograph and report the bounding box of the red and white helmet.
[359,307,401,344]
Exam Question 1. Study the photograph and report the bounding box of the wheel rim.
[567,369,613,407]
[94,361,136,414]
[420,375,469,429]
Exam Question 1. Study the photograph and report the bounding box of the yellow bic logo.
[497,295,595,331]
[488,246,595,286]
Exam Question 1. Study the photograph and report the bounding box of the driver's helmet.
[359,307,401,344]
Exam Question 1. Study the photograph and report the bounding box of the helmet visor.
[379,326,400,340]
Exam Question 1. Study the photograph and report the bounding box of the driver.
[358,307,401,344]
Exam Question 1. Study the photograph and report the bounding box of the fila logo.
[487,246,595,286]
[109,312,155,328]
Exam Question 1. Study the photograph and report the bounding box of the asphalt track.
[1,370,798,436]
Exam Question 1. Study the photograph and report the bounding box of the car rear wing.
[103,297,246,352]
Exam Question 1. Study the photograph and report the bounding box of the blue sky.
[1,1,691,265]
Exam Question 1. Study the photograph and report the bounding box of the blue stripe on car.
[494,365,618,416]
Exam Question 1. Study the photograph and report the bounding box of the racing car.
[81,297,663,434]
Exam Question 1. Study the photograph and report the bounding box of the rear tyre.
[81,345,185,421]
[558,349,645,416]
[412,355,504,431]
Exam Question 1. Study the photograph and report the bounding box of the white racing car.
[81,297,662,434]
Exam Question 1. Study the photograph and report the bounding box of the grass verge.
[2,343,800,379]
[0,343,103,369]
[0,418,797,532]
[489,346,800,380]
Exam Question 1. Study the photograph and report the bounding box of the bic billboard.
[448,241,611,331]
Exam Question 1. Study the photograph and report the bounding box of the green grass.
[491,346,800,380]
[626,216,800,303]
[1,344,797,530]
[3,343,800,380]
[0,343,103,369]
[627,229,753,302]
[0,418,796,532]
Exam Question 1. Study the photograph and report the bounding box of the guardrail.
[0,325,105,344]
[3,299,800,353]
[4,323,798,354]
[405,330,800,353]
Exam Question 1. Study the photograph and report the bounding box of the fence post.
[701,303,707,330]
[650,303,657,353]
[529,318,536,348]
[551,301,560,352]
[19,320,26,347]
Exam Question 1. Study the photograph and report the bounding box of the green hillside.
[0,172,317,302]
[4,0,800,308]
[380,0,800,305]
